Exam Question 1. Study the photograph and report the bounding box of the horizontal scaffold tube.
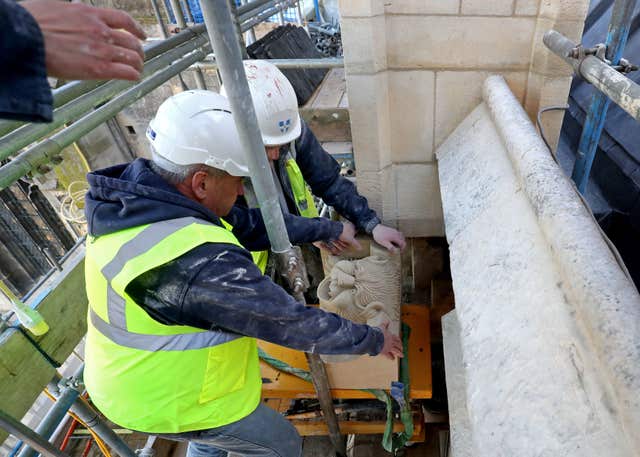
[241,0,297,31]
[0,24,208,138]
[237,0,272,16]
[196,57,343,70]
[0,44,211,191]
[0,34,209,161]
[543,29,640,121]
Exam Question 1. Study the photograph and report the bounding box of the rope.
[58,180,88,224]
[258,323,413,455]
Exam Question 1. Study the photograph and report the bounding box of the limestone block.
[388,70,435,162]
[318,250,402,363]
[341,16,387,74]
[515,0,539,15]
[393,163,444,237]
[488,75,640,450]
[384,0,460,14]
[538,0,590,21]
[386,16,536,70]
[434,71,526,148]
[318,243,400,388]
[442,311,473,457]
[436,103,516,241]
[338,0,384,17]
[436,83,639,454]
[346,72,392,172]
[356,166,395,219]
[460,0,513,16]
[529,17,586,77]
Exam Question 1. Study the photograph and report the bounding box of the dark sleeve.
[0,0,53,122]
[294,121,381,234]
[125,242,385,356]
[225,204,343,251]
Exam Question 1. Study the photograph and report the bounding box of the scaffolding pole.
[0,24,208,138]
[0,35,209,160]
[16,367,84,457]
[229,0,249,59]
[197,57,343,70]
[0,410,70,457]
[150,0,169,38]
[543,31,640,122]
[168,0,187,28]
[199,2,346,455]
[239,0,297,31]
[237,0,272,16]
[0,43,212,190]
[543,0,639,193]
[240,0,257,45]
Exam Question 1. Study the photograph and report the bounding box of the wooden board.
[0,250,87,444]
[259,305,432,399]
[310,69,346,109]
[300,108,351,142]
[292,416,424,441]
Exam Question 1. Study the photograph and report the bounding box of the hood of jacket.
[85,158,221,237]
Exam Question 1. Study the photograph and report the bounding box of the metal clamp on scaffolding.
[275,246,310,300]
[567,42,638,75]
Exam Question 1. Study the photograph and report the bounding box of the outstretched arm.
[294,121,407,252]
[225,204,343,251]
[126,242,403,358]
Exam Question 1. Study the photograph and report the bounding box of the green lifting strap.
[257,323,413,455]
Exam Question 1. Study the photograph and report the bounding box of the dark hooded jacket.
[85,159,384,355]
[0,0,53,122]
[274,121,380,233]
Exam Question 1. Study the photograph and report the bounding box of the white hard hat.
[146,90,249,176]
[221,60,301,146]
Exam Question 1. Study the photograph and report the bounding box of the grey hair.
[150,150,227,185]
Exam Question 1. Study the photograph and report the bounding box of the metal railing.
[543,0,639,193]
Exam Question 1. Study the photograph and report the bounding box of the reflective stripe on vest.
[84,217,262,433]
[89,309,240,352]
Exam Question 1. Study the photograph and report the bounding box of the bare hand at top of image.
[21,1,147,81]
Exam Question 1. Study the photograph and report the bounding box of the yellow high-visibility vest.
[84,217,262,433]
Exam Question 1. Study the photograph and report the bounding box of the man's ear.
[191,171,209,200]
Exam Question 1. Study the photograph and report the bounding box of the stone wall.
[338,0,589,237]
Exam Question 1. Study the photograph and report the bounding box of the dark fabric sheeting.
[247,25,328,105]
[557,0,640,289]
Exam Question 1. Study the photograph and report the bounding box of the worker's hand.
[314,221,362,255]
[377,321,403,360]
[372,224,406,253]
[21,1,146,81]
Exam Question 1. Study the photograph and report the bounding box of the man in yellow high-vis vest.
[83,91,403,457]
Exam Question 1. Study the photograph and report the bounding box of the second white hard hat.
[221,59,301,146]
[146,90,249,177]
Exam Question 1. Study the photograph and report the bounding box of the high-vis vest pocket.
[199,337,253,404]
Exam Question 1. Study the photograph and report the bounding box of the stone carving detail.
[318,251,401,363]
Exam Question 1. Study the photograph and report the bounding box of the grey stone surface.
[442,311,472,457]
[436,76,639,456]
